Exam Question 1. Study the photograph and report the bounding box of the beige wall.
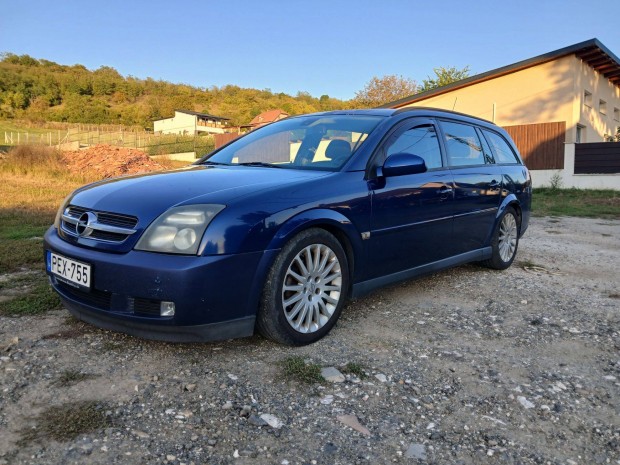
[402,55,620,143]
[575,57,620,143]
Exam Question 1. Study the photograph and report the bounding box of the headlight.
[135,204,225,255]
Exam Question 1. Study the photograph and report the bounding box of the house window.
[576,124,586,143]
[599,100,607,115]
[583,90,592,108]
[614,107,619,122]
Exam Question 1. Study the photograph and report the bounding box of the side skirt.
[351,247,492,298]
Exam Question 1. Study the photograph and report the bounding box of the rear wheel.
[482,206,519,270]
[257,228,349,345]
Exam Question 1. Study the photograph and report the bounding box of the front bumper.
[44,227,277,342]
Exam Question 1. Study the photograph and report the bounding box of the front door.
[367,120,455,279]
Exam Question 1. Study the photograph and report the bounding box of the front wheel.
[482,206,519,270]
[256,228,349,346]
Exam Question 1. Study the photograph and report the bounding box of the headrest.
[325,139,351,161]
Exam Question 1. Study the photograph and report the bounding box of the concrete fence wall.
[530,143,620,190]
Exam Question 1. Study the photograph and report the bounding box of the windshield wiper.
[201,161,230,166]
[237,162,283,168]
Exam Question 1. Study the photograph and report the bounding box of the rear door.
[367,118,455,278]
[438,120,502,254]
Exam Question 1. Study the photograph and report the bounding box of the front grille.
[57,281,112,309]
[67,206,138,228]
[61,205,138,243]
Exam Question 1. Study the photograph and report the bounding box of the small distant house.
[247,109,289,129]
[154,110,230,135]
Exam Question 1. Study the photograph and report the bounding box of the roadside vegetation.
[532,188,620,219]
[0,145,92,316]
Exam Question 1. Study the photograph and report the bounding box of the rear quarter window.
[482,130,521,164]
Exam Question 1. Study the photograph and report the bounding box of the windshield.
[202,115,383,171]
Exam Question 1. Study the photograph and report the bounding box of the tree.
[353,75,418,108]
[419,66,471,93]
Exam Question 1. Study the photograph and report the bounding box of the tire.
[482,206,520,270]
[256,228,350,346]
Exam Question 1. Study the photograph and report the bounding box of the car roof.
[300,107,494,126]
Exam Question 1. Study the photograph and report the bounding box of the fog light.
[160,301,175,317]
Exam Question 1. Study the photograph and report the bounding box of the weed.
[101,341,123,351]
[19,401,111,444]
[518,260,543,269]
[0,279,61,316]
[53,370,99,387]
[280,356,323,384]
[342,362,367,379]
[548,171,563,190]
[608,293,620,299]
[532,188,620,219]
[0,270,40,292]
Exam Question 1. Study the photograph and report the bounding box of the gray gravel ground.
[0,216,619,465]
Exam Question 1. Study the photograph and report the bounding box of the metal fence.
[3,127,219,157]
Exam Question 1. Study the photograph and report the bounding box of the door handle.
[437,185,453,194]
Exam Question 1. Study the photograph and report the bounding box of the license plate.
[47,251,91,290]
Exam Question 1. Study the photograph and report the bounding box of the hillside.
[0,53,349,128]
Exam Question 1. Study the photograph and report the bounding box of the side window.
[386,125,443,169]
[476,127,496,164]
[441,121,485,167]
[482,130,520,164]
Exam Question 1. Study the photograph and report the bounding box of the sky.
[1,0,619,100]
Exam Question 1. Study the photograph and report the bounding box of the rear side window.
[441,121,485,166]
[482,130,521,164]
[387,125,443,169]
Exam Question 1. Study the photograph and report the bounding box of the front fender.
[267,209,363,253]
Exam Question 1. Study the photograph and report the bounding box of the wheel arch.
[497,195,523,232]
[266,209,363,289]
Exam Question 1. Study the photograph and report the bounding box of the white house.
[154,110,230,135]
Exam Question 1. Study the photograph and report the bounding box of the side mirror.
[382,153,427,177]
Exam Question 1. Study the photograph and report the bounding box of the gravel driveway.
[1,216,619,465]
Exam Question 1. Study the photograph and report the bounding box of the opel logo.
[75,212,97,237]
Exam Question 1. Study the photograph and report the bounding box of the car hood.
[69,165,330,223]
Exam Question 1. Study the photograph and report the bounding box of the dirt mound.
[61,145,164,179]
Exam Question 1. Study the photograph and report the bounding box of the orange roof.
[249,109,289,126]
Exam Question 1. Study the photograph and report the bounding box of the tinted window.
[482,130,521,164]
[476,127,496,164]
[387,125,442,169]
[441,121,485,167]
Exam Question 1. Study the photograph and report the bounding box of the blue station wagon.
[44,108,531,345]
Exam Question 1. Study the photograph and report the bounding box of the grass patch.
[19,401,111,444]
[0,145,90,274]
[53,370,99,387]
[518,259,543,269]
[532,188,620,219]
[342,362,368,379]
[280,356,323,384]
[0,278,61,316]
[0,271,39,292]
